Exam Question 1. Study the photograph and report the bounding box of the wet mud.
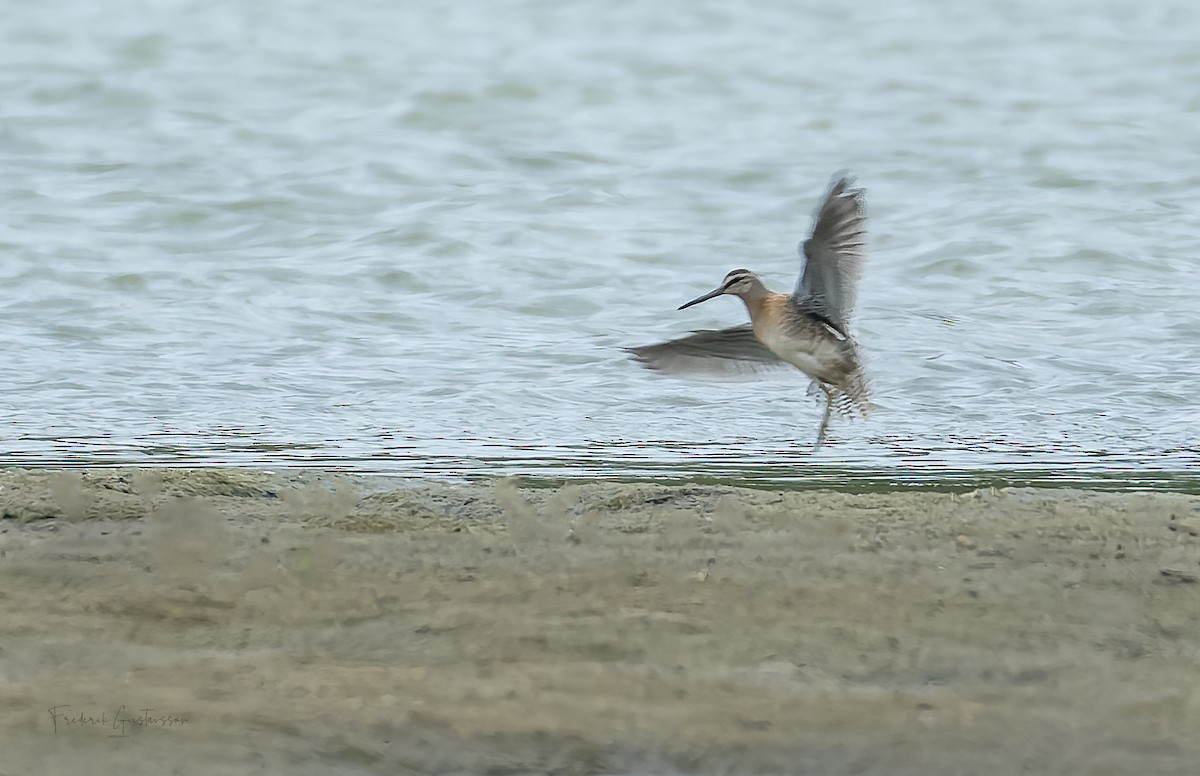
[2,468,1200,774]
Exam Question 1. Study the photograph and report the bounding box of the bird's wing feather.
[792,172,866,330]
[626,324,791,379]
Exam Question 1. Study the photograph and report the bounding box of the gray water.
[3,0,1199,486]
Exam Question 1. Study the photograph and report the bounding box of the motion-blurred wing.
[793,172,866,330]
[626,325,790,379]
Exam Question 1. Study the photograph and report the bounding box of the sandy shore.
[2,468,1200,774]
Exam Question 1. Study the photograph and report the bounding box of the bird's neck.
[737,288,776,320]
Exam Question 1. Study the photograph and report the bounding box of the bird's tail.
[831,368,872,418]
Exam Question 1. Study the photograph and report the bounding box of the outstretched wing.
[793,172,866,331]
[626,324,790,379]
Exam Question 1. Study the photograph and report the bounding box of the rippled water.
[2,0,1199,486]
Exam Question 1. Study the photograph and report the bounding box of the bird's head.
[678,269,765,310]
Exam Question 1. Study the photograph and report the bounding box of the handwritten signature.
[47,705,189,737]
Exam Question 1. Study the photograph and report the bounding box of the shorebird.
[628,172,870,447]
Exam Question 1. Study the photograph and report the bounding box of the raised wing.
[626,324,790,379]
[793,172,866,331]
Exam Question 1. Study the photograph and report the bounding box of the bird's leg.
[813,386,834,450]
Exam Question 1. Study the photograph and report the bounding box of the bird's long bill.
[677,286,726,310]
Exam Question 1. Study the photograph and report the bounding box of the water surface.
[3,0,1199,487]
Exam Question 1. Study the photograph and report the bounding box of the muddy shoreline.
[3,468,1200,774]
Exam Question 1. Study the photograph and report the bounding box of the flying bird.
[628,172,870,446]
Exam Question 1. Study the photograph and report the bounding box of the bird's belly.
[759,329,843,381]
[777,347,829,378]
